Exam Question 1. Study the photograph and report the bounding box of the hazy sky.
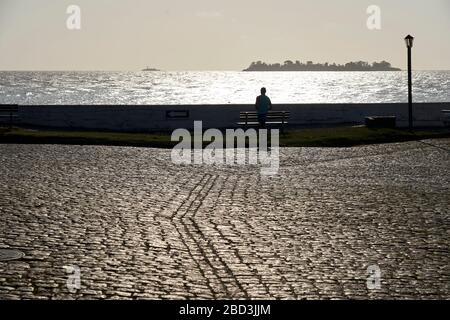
[0,0,449,70]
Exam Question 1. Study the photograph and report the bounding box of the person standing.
[255,87,272,126]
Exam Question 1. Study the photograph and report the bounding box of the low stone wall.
[17,103,450,132]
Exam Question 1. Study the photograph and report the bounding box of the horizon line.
[1,68,450,72]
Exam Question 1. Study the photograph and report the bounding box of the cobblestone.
[0,139,449,299]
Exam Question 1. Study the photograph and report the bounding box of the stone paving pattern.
[0,139,449,299]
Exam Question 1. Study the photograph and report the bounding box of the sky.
[0,0,449,71]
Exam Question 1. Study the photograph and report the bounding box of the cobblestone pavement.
[0,139,449,299]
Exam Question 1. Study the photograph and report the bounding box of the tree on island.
[243,60,401,71]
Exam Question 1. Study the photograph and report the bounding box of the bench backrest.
[239,111,290,118]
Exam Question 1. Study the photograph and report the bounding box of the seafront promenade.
[0,139,449,299]
[11,102,450,132]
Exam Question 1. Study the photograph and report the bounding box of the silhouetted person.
[255,87,272,126]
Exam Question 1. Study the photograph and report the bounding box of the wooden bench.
[0,104,19,128]
[238,111,290,132]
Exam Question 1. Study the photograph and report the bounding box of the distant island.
[243,60,401,72]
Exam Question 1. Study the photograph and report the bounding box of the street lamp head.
[405,35,414,48]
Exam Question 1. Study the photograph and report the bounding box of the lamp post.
[405,35,414,129]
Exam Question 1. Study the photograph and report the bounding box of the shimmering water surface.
[0,71,449,105]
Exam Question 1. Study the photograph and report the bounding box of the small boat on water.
[142,66,159,72]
